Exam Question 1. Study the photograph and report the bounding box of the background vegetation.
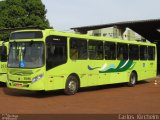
[0,0,50,40]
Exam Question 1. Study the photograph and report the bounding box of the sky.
[42,0,160,31]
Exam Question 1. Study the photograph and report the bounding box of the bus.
[7,29,157,95]
[0,41,8,83]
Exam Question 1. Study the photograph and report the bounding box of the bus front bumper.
[7,78,45,91]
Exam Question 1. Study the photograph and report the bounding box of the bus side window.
[70,40,78,60]
[46,35,67,70]
[140,46,148,60]
[117,43,128,60]
[129,44,139,60]
[0,46,7,62]
[148,46,155,60]
[104,42,116,60]
[70,38,87,60]
[88,40,104,60]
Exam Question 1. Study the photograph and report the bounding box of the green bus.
[7,29,157,95]
[0,41,8,83]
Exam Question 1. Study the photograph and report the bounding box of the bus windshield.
[8,41,44,68]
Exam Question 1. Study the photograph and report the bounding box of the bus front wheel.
[64,75,79,95]
[128,72,137,87]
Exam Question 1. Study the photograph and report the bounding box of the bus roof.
[10,29,156,46]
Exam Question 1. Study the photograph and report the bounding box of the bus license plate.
[15,83,23,87]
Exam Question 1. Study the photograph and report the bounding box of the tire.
[128,72,137,87]
[64,75,79,95]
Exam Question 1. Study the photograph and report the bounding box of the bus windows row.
[46,36,155,70]
[70,38,155,61]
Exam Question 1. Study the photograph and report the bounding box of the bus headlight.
[32,74,44,84]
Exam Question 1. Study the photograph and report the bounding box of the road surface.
[0,78,160,114]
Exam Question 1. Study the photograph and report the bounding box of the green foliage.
[0,0,50,40]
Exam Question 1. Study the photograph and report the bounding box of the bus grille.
[9,69,33,76]
[9,80,31,87]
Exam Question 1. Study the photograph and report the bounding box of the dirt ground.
[0,77,160,114]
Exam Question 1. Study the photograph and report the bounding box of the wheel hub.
[131,76,136,84]
[68,80,77,92]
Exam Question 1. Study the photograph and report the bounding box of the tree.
[0,0,51,40]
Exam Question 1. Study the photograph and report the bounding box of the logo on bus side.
[88,60,135,73]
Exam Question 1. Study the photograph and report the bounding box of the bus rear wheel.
[128,72,137,87]
[64,75,79,95]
